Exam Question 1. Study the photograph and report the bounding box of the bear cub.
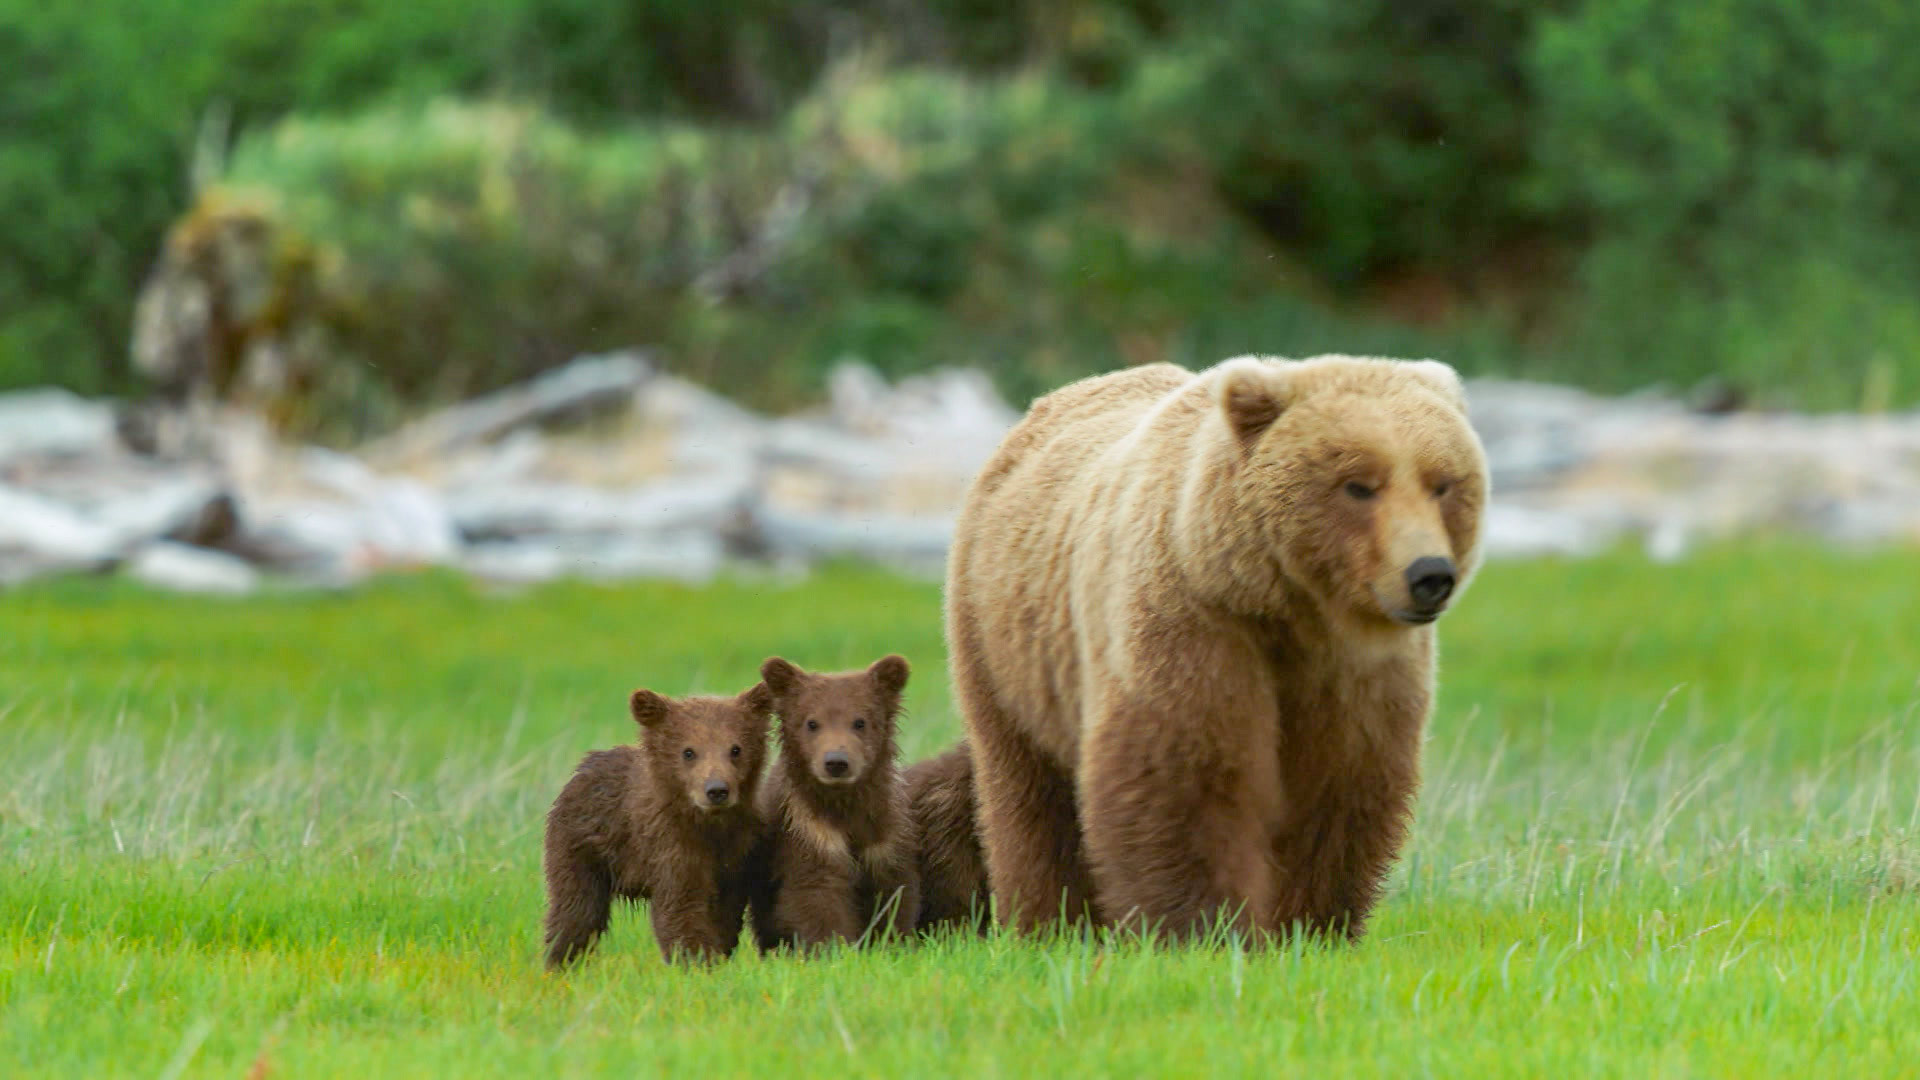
[542,682,772,969]
[749,654,920,951]
[904,741,991,936]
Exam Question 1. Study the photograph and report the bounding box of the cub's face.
[631,685,772,814]
[1217,355,1488,628]
[760,655,910,786]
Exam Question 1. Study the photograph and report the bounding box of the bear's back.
[947,363,1204,767]
[551,746,648,857]
[962,362,1192,505]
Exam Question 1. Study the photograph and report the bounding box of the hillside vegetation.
[6,0,1919,429]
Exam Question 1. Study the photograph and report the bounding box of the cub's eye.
[806,720,819,732]
[1343,481,1377,501]
[853,719,866,731]
[1432,481,1453,498]
[730,745,742,758]
[682,748,695,761]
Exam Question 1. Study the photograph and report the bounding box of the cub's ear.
[629,689,671,729]
[868,654,910,697]
[1405,359,1467,411]
[1215,357,1292,444]
[760,656,804,697]
[738,681,774,716]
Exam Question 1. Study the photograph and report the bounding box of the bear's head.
[629,684,773,815]
[759,655,910,788]
[1211,354,1488,629]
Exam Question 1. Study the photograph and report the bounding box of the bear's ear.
[1215,358,1291,444]
[1405,359,1467,411]
[738,681,774,717]
[760,656,804,698]
[629,689,671,729]
[868,654,910,697]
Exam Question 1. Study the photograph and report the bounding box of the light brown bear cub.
[749,655,920,951]
[542,683,771,969]
[947,354,1488,944]
[904,741,991,936]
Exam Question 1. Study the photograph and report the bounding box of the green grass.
[3,544,1917,1077]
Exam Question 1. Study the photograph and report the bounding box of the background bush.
[5,0,1919,418]
[181,74,1302,437]
[1187,0,1557,288]
[1529,0,1920,407]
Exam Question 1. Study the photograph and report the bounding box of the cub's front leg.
[648,878,734,964]
[769,844,863,951]
[711,874,753,959]
[866,841,922,941]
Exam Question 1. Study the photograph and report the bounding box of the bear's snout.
[703,778,732,806]
[1404,556,1457,614]
[821,750,852,779]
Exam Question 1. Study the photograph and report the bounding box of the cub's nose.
[704,780,731,805]
[1405,556,1457,610]
[822,751,850,778]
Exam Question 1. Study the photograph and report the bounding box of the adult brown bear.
[944,355,1488,942]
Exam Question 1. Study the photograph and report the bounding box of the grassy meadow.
[3,544,1917,1076]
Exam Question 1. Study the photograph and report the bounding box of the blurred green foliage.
[1193,0,1556,286]
[1528,0,1920,406]
[3,0,1918,413]
[194,73,1296,434]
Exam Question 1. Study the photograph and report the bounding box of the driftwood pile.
[3,354,1918,593]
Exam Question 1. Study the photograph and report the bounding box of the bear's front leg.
[865,843,922,941]
[959,697,1096,931]
[1271,768,1419,941]
[649,881,733,964]
[711,877,752,959]
[770,852,864,951]
[1080,690,1279,943]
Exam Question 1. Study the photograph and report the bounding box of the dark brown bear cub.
[904,741,991,936]
[542,683,771,969]
[749,655,920,951]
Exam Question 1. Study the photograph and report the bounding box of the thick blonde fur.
[944,355,1488,941]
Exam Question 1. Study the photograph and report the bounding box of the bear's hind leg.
[543,849,613,970]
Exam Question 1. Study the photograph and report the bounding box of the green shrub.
[1182,0,1561,286]
[0,0,206,392]
[0,0,908,396]
[192,102,795,429]
[158,70,1342,434]
[1528,0,1920,406]
[14,0,1920,415]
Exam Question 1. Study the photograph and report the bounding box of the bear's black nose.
[1406,556,1457,609]
[704,780,731,805]
[822,751,850,777]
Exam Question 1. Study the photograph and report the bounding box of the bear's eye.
[853,718,866,731]
[1343,481,1377,501]
[730,745,741,758]
[682,747,695,761]
[806,720,819,732]
[1432,481,1453,498]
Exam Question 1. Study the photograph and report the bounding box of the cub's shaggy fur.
[904,742,991,936]
[945,355,1488,942]
[749,655,920,951]
[541,684,771,968]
